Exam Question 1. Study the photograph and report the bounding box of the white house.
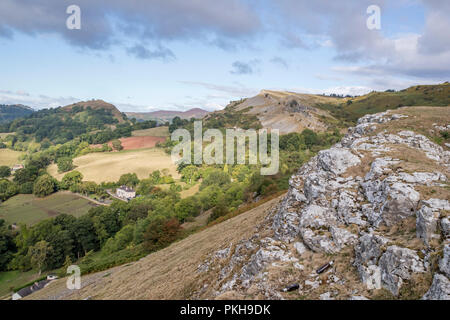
[116,186,136,200]
[11,164,24,173]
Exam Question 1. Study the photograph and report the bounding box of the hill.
[199,83,450,134]
[0,104,34,123]
[126,108,209,123]
[62,100,126,124]
[316,82,450,123]
[0,100,131,145]
[27,106,450,300]
[203,91,341,134]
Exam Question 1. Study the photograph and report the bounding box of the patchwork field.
[48,148,179,183]
[132,126,169,137]
[0,149,24,167]
[118,136,166,150]
[0,193,97,226]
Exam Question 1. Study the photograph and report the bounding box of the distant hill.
[126,108,209,123]
[63,100,126,123]
[202,90,342,134]
[0,104,34,123]
[315,82,450,123]
[0,100,130,144]
[201,82,450,134]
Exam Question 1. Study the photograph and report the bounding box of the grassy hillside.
[316,82,450,123]
[132,126,169,137]
[0,149,24,166]
[0,192,96,226]
[47,148,179,183]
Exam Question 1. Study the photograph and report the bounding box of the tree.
[57,157,74,173]
[33,174,57,197]
[200,170,230,190]
[28,240,52,275]
[111,139,123,151]
[0,166,11,178]
[61,171,83,190]
[0,179,18,201]
[0,223,16,271]
[175,197,201,222]
[302,129,319,149]
[118,173,139,187]
[143,217,181,252]
[180,165,200,184]
[136,178,155,195]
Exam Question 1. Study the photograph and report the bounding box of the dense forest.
[0,105,34,123]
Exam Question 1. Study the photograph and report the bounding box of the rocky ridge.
[197,109,450,300]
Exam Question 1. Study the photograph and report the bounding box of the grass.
[0,269,40,298]
[132,126,169,137]
[0,192,96,226]
[47,147,179,183]
[0,149,24,167]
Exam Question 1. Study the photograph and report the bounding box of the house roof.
[118,185,135,192]
[16,279,51,298]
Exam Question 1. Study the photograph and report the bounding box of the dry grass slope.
[48,148,179,183]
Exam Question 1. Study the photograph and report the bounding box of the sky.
[0,0,449,112]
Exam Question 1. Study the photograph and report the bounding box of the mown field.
[0,149,24,167]
[132,126,169,137]
[0,192,96,226]
[48,148,179,183]
[0,269,39,298]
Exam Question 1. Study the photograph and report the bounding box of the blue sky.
[0,0,448,112]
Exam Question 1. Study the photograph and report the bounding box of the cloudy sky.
[0,0,449,111]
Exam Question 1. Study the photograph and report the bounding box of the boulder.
[439,244,450,278]
[422,274,450,300]
[317,147,360,175]
[416,199,450,244]
[378,246,425,296]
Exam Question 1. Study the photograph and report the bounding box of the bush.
[0,166,11,178]
[111,139,123,151]
[33,174,57,197]
[143,217,181,252]
[61,171,83,190]
[57,157,74,173]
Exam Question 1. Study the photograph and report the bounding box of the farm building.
[11,164,24,172]
[116,186,136,200]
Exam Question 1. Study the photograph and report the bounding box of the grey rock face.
[354,233,390,290]
[440,244,450,278]
[317,147,361,175]
[422,274,450,300]
[378,246,425,296]
[416,199,450,244]
[440,217,450,239]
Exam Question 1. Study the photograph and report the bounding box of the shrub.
[33,174,57,197]
[143,217,181,252]
[57,157,74,173]
[0,166,11,178]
